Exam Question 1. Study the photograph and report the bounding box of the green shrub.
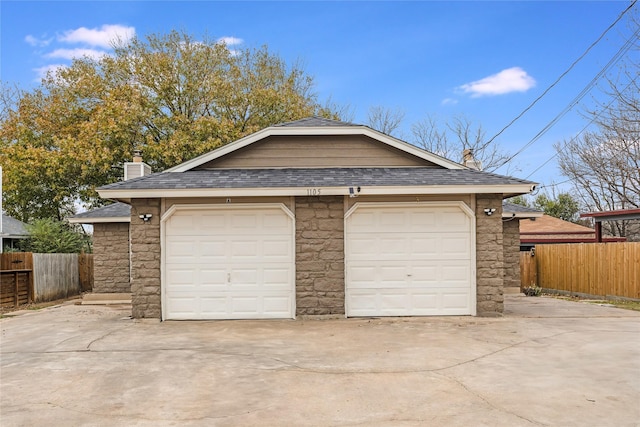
[20,219,91,253]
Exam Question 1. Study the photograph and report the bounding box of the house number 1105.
[306,188,321,196]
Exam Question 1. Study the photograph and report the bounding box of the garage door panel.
[262,239,293,260]
[441,263,470,283]
[164,206,294,320]
[349,234,468,261]
[199,297,230,317]
[379,211,409,227]
[346,204,473,317]
[230,240,259,258]
[348,263,405,288]
[165,296,200,318]
[441,236,470,257]
[165,267,197,287]
[200,240,226,258]
[440,211,470,229]
[263,296,293,315]
[411,293,439,311]
[442,292,470,310]
[263,268,292,285]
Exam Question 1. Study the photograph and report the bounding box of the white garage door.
[163,205,294,320]
[345,203,474,317]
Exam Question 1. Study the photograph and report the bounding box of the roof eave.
[98,183,535,199]
[502,211,544,219]
[67,217,131,224]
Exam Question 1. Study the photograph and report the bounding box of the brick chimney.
[124,150,151,180]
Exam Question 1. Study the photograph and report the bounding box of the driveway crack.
[435,372,549,426]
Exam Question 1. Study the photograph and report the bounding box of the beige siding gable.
[195,135,440,169]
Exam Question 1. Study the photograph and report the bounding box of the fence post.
[14,271,19,307]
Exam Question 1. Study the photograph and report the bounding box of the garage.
[162,204,295,320]
[345,202,475,317]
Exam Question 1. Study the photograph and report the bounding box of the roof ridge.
[274,116,360,127]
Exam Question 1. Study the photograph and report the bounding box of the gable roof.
[1,213,29,238]
[97,117,537,200]
[166,117,465,172]
[67,203,131,224]
[98,167,536,199]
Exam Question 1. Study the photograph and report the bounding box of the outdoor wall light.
[483,208,497,216]
[139,213,153,222]
[349,186,361,198]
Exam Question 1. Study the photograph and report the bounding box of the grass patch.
[546,294,640,312]
[585,300,640,312]
[0,297,81,318]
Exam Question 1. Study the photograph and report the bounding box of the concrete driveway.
[1,295,639,427]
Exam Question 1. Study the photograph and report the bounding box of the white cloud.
[441,98,458,106]
[46,48,108,60]
[34,64,66,81]
[458,67,536,97]
[58,24,135,48]
[25,34,52,47]
[217,36,243,46]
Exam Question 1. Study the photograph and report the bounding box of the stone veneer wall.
[92,223,131,293]
[295,196,345,315]
[130,199,161,318]
[502,219,521,290]
[475,194,504,316]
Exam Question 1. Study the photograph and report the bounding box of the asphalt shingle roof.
[502,202,542,214]
[274,116,360,127]
[100,168,534,191]
[71,203,131,219]
[1,214,29,237]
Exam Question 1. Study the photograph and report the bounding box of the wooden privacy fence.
[521,242,640,300]
[1,252,34,307]
[1,253,94,307]
[78,253,94,292]
[520,251,537,288]
[0,270,32,307]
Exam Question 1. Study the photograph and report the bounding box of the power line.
[537,178,574,189]
[496,22,640,170]
[524,68,640,180]
[484,0,637,149]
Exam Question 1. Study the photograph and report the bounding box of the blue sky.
[1,1,637,194]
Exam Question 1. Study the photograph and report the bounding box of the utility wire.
[485,0,637,149]
[524,58,640,180]
[496,23,640,170]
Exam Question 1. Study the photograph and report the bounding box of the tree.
[20,219,90,253]
[532,193,580,222]
[411,114,511,172]
[0,30,341,222]
[507,195,531,207]
[367,105,405,137]
[555,13,639,239]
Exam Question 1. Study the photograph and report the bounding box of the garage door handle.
[227,273,231,283]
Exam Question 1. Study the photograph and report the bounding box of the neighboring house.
[89,117,536,320]
[1,213,29,253]
[581,208,640,242]
[519,214,625,250]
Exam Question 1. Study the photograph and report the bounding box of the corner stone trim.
[130,199,161,319]
[475,194,504,316]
